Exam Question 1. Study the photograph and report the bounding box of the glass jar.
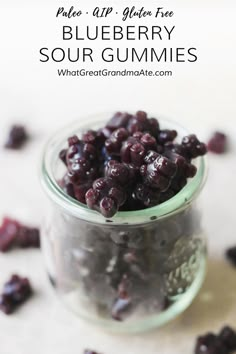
[41,113,207,333]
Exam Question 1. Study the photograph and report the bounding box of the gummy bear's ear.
[158,129,177,145]
[106,112,131,131]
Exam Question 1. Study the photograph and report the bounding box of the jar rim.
[41,113,207,225]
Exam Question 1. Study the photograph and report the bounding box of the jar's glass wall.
[42,199,206,332]
[41,115,207,332]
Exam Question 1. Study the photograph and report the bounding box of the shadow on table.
[174,257,236,331]
[141,257,236,340]
[135,258,236,354]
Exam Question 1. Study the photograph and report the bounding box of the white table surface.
[0,1,236,353]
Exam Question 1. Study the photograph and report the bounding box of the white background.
[0,1,236,353]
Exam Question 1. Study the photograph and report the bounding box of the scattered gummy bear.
[0,275,32,314]
[195,326,236,354]
[207,131,227,154]
[0,217,40,252]
[4,125,29,149]
[226,246,236,267]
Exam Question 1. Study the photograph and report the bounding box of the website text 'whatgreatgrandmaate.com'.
[57,68,173,77]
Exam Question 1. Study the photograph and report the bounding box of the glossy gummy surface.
[56,112,207,218]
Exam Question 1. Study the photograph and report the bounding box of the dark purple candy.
[82,130,97,145]
[182,134,207,159]
[140,133,158,151]
[159,188,175,203]
[59,149,67,165]
[105,160,129,185]
[105,128,129,156]
[59,175,75,198]
[84,350,102,354]
[73,182,92,204]
[5,125,28,150]
[195,327,236,354]
[100,197,117,219]
[164,149,197,180]
[148,117,160,137]
[141,155,177,191]
[133,183,160,207]
[127,111,149,134]
[158,129,177,144]
[59,111,207,218]
[17,227,40,248]
[67,154,98,185]
[121,137,146,166]
[0,275,32,314]
[153,156,177,177]
[0,294,13,314]
[106,111,131,131]
[121,132,160,167]
[130,143,146,166]
[208,132,227,154]
[144,150,160,164]
[219,326,236,351]
[170,174,187,193]
[226,246,236,267]
[68,135,79,147]
[0,218,19,252]
[97,127,112,141]
[0,218,40,252]
[86,177,126,218]
[195,333,228,354]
